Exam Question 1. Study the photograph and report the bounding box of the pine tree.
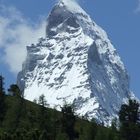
[119,99,140,140]
[38,94,47,107]
[0,75,5,126]
[38,94,48,131]
[8,84,21,97]
[0,75,5,95]
[61,104,79,140]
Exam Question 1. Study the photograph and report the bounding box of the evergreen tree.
[119,99,140,140]
[0,75,5,95]
[0,75,5,127]
[38,94,47,108]
[61,104,79,140]
[8,84,21,97]
[38,94,48,131]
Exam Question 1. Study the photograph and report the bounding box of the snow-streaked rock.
[17,0,132,125]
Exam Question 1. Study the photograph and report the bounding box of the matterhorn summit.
[17,0,132,125]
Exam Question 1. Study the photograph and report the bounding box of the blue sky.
[0,0,140,98]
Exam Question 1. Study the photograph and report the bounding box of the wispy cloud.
[134,0,140,13]
[0,5,46,74]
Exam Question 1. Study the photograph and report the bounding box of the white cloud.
[0,5,46,74]
[134,0,140,13]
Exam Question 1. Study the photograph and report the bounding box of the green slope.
[0,95,119,140]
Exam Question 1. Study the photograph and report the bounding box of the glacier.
[17,0,132,125]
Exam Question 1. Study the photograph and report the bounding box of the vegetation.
[0,77,140,139]
[119,99,140,140]
[0,76,6,127]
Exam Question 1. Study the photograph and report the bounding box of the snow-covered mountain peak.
[17,1,133,125]
[58,0,85,14]
[46,0,88,37]
[47,0,112,46]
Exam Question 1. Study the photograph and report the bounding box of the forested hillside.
[0,82,140,140]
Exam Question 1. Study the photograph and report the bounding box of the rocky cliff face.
[17,0,132,125]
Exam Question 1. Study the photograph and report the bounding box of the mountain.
[17,0,132,125]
